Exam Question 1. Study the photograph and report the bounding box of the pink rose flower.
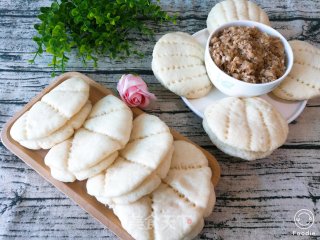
[117,74,156,108]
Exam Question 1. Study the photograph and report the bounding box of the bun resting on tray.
[152,32,212,99]
[87,113,174,205]
[272,40,320,101]
[111,140,215,240]
[203,97,288,161]
[10,77,90,149]
[44,95,133,182]
[206,0,270,34]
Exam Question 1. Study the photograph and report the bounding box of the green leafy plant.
[30,0,176,76]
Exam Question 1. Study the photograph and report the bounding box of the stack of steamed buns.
[151,0,320,161]
[10,77,216,240]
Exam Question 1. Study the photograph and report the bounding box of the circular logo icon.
[294,209,314,229]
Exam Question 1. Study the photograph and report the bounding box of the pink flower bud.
[117,74,156,108]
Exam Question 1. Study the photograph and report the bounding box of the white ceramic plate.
[181,29,307,123]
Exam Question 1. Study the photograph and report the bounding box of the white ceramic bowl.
[204,20,294,97]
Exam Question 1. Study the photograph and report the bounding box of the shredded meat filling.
[209,26,286,84]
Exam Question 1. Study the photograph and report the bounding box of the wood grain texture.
[0,0,320,240]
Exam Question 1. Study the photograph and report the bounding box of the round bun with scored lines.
[87,114,174,204]
[11,101,92,150]
[112,140,215,240]
[10,77,90,149]
[87,146,174,205]
[44,95,133,182]
[206,0,270,34]
[152,32,212,98]
[203,97,288,160]
[272,40,320,101]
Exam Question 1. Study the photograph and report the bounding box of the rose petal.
[122,74,147,91]
[128,93,142,107]
[127,86,141,98]
[139,89,157,100]
[139,96,150,108]
[116,75,127,93]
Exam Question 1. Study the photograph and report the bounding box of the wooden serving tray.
[1,72,221,239]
